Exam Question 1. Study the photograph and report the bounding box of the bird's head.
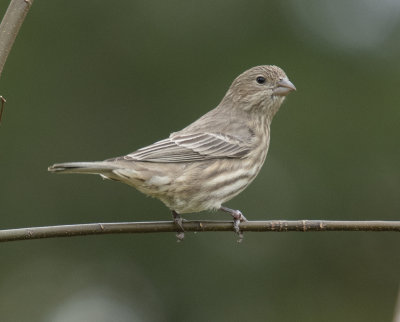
[222,65,296,119]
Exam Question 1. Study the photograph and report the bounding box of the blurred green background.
[0,0,400,321]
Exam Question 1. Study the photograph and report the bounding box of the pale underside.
[105,129,269,214]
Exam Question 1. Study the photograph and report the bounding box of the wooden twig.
[0,95,6,122]
[0,0,33,77]
[393,285,400,322]
[0,0,33,122]
[0,220,399,243]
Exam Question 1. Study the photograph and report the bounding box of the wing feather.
[116,132,252,163]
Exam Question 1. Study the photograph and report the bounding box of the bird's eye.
[256,76,266,84]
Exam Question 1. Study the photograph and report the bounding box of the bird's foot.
[176,231,185,242]
[219,206,247,243]
[172,210,185,242]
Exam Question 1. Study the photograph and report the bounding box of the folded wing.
[112,132,252,163]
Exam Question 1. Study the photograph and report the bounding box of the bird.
[48,65,296,240]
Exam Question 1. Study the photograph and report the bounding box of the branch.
[0,0,33,78]
[0,0,33,122]
[393,285,400,322]
[0,220,399,242]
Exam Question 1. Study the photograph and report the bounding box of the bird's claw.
[176,231,185,242]
[174,218,185,242]
[231,210,247,243]
[174,216,185,232]
[220,206,247,242]
[172,211,185,242]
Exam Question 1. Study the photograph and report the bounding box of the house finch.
[48,65,296,240]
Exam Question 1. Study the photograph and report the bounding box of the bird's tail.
[48,162,119,175]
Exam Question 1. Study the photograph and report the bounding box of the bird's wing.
[115,132,252,163]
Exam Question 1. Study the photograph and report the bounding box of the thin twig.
[393,285,400,322]
[0,95,6,122]
[0,0,33,122]
[0,0,33,78]
[0,220,399,243]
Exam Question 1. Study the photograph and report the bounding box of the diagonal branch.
[0,0,33,122]
[0,220,399,242]
[0,0,33,78]
[393,285,400,322]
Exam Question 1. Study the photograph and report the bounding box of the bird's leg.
[219,206,247,242]
[172,210,185,242]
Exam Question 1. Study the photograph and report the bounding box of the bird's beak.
[273,78,296,96]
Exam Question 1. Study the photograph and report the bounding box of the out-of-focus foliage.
[0,0,399,321]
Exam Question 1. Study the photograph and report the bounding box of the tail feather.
[48,162,119,175]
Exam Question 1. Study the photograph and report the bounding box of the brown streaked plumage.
[48,65,296,240]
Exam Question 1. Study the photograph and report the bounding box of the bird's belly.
[156,153,266,214]
[117,143,269,214]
